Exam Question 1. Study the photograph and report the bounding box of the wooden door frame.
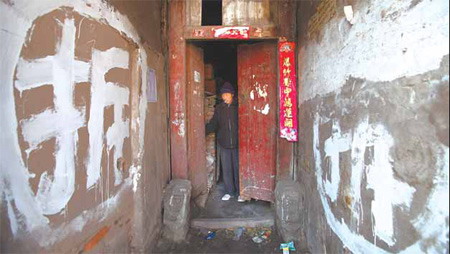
[176,39,293,196]
[168,0,296,185]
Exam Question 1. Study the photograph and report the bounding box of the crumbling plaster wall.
[295,0,449,253]
[0,0,168,252]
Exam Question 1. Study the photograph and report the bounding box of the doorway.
[187,40,278,223]
[203,41,238,198]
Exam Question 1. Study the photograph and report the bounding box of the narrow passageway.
[1,0,448,253]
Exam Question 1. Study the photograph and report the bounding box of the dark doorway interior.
[198,41,239,189]
[203,41,238,92]
[202,0,223,26]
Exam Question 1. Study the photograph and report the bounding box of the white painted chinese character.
[15,18,90,215]
[86,48,130,189]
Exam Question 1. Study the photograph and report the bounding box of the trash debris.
[233,227,245,241]
[205,231,216,240]
[261,230,272,240]
[280,241,296,254]
[252,236,264,244]
[252,229,272,243]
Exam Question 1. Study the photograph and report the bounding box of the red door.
[186,43,208,205]
[238,42,277,202]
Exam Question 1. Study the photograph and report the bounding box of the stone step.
[190,216,275,229]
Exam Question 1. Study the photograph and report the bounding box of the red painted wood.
[169,1,188,179]
[185,26,279,40]
[186,43,208,199]
[238,42,277,202]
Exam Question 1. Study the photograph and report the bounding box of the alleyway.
[1,0,449,253]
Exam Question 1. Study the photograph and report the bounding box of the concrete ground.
[194,182,273,219]
[152,183,300,253]
[191,182,275,228]
[153,227,303,254]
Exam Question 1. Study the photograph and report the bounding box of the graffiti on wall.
[313,114,449,253]
[0,1,149,247]
[15,17,131,215]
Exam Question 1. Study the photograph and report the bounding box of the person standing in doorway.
[206,82,245,202]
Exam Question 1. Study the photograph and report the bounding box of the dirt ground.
[152,227,303,254]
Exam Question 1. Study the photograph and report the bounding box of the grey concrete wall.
[0,0,169,253]
[295,0,449,253]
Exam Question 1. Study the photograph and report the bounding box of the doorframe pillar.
[169,0,188,179]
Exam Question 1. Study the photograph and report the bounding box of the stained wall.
[0,0,169,252]
[295,0,449,253]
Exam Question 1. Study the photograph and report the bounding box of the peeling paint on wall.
[300,0,449,103]
[172,112,186,137]
[251,81,270,115]
[254,104,270,115]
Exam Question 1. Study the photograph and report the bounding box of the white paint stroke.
[254,82,268,99]
[135,49,149,193]
[344,6,355,24]
[87,47,130,189]
[323,120,351,202]
[365,124,415,246]
[254,103,270,115]
[349,117,369,226]
[129,165,141,193]
[0,0,149,246]
[400,146,449,253]
[105,83,130,186]
[172,112,186,137]
[301,0,449,102]
[313,114,390,254]
[16,18,88,215]
[0,1,51,233]
[6,194,19,235]
[313,114,420,252]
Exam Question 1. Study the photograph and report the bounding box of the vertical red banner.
[279,42,298,142]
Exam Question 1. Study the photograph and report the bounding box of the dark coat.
[206,100,238,149]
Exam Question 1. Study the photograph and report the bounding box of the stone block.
[162,179,192,242]
[275,180,302,242]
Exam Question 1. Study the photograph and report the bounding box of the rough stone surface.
[163,179,192,242]
[275,180,304,244]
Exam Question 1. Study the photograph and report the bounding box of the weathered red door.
[186,43,208,206]
[238,42,277,202]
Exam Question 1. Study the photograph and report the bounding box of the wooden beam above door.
[185,26,279,40]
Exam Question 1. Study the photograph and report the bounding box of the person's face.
[221,93,234,104]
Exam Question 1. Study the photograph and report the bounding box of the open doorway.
[189,41,275,223]
[203,41,238,197]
